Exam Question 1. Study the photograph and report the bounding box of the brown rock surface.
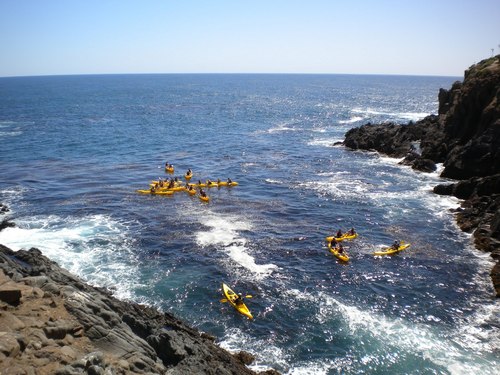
[0,245,279,374]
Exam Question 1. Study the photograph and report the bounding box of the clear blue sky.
[1,0,499,77]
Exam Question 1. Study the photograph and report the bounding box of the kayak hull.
[326,233,358,242]
[199,195,210,202]
[328,243,349,262]
[373,243,410,256]
[222,283,253,319]
[136,189,174,195]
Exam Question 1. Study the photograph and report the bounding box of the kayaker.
[150,186,156,193]
[186,169,192,176]
[330,238,337,248]
[337,243,344,253]
[227,178,232,184]
[234,293,244,305]
[348,227,356,235]
[392,240,400,250]
[336,229,343,238]
[200,189,207,197]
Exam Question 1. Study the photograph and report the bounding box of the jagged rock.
[0,203,9,215]
[235,350,256,365]
[0,286,22,305]
[0,219,15,232]
[344,55,500,297]
[0,244,273,374]
[0,332,21,358]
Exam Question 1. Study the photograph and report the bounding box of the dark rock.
[235,351,256,365]
[87,365,104,375]
[0,203,9,214]
[433,184,454,196]
[406,157,437,173]
[0,287,22,305]
[0,219,15,232]
[343,55,500,297]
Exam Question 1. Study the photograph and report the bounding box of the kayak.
[373,243,410,256]
[217,181,239,187]
[136,189,174,195]
[205,181,219,188]
[199,195,210,202]
[325,233,358,242]
[165,166,174,173]
[187,189,196,195]
[328,242,349,262]
[149,186,185,192]
[185,173,192,180]
[222,283,253,319]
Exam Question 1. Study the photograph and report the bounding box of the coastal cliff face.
[0,242,279,374]
[343,56,500,296]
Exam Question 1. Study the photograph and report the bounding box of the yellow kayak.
[199,195,210,202]
[217,181,239,187]
[326,232,358,242]
[165,166,174,173]
[205,181,219,188]
[187,189,196,195]
[328,242,349,262]
[185,173,192,180]
[373,243,410,256]
[136,189,174,195]
[222,283,253,319]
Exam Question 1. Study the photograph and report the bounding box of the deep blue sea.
[1,74,499,374]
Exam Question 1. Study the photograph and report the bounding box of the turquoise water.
[0,74,498,374]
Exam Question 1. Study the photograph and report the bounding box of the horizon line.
[0,71,462,79]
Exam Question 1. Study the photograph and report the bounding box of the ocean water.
[1,74,499,374]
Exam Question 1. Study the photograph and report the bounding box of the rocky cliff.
[0,239,279,374]
[343,55,500,296]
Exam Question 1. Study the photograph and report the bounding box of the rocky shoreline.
[0,235,279,374]
[342,55,500,296]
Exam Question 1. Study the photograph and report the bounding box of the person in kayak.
[234,293,244,305]
[336,229,343,238]
[200,189,207,197]
[348,227,356,235]
[337,243,344,253]
[330,238,337,248]
[227,178,233,184]
[392,240,400,250]
[187,169,192,176]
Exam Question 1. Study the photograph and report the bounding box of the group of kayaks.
[326,230,411,262]
[136,164,238,203]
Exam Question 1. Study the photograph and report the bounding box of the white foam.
[0,214,139,300]
[352,108,430,122]
[306,138,343,147]
[314,292,499,375]
[338,116,364,124]
[195,214,277,279]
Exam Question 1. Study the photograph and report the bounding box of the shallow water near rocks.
[1,74,499,374]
